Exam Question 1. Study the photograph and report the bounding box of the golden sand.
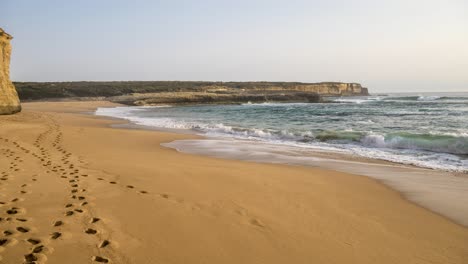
[0,101,467,264]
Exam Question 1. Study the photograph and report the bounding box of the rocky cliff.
[15,81,369,103]
[0,28,21,114]
[248,82,368,96]
[296,83,367,95]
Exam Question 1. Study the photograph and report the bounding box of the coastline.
[1,101,467,263]
[96,101,468,227]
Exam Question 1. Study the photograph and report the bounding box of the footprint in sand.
[6,207,20,215]
[24,253,38,263]
[51,232,62,239]
[93,256,110,263]
[27,238,41,245]
[85,228,98,235]
[3,230,14,236]
[0,238,9,246]
[99,240,110,248]
[32,245,44,253]
[65,211,74,216]
[16,227,30,233]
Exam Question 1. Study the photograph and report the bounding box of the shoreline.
[93,102,468,227]
[163,139,468,227]
[1,101,467,263]
[94,101,468,173]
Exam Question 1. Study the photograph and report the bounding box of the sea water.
[96,92,468,173]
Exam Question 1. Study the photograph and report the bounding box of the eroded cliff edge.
[0,28,21,114]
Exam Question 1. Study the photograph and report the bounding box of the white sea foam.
[356,119,375,124]
[417,95,442,101]
[332,96,383,104]
[241,102,310,106]
[333,98,368,104]
[96,106,191,129]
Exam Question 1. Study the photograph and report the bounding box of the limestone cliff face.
[223,82,369,96]
[268,83,368,96]
[15,81,369,100]
[0,28,21,115]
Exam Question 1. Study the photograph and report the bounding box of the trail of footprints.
[0,113,235,263]
[0,142,39,263]
[0,115,127,263]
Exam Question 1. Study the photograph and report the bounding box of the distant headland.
[14,81,369,106]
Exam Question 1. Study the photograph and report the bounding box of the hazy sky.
[2,0,467,92]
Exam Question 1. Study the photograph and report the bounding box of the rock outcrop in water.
[0,28,21,115]
[111,90,322,105]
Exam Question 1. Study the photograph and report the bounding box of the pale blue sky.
[2,0,467,92]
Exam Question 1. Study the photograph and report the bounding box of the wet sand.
[0,101,467,264]
[164,138,468,227]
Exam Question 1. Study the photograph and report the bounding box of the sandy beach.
[0,101,467,264]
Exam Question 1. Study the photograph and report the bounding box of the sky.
[2,0,467,93]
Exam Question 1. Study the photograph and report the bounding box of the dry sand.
[0,101,467,264]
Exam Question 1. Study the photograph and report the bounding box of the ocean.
[96,92,468,173]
